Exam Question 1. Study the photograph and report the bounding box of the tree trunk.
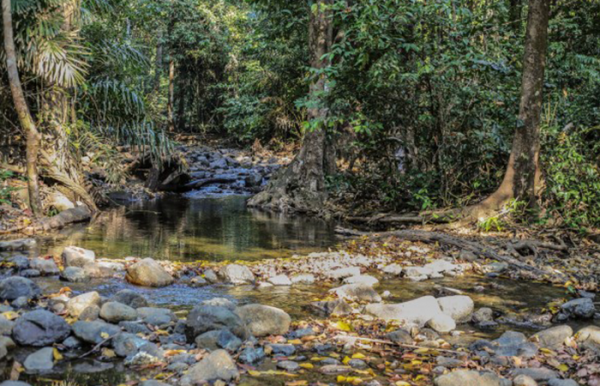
[2,0,43,217]
[167,58,175,132]
[154,32,163,91]
[468,0,550,218]
[509,0,523,31]
[248,0,334,213]
[177,75,186,131]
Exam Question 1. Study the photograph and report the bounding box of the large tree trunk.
[248,0,334,213]
[467,0,550,219]
[2,0,43,217]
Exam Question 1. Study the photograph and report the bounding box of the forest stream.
[2,193,597,386]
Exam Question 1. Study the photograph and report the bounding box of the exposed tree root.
[335,226,559,277]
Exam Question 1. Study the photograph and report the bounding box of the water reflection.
[40,195,338,261]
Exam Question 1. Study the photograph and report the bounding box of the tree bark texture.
[248,0,334,213]
[167,59,175,132]
[469,0,550,218]
[2,0,43,217]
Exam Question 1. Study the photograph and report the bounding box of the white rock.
[67,292,101,318]
[290,274,315,285]
[62,247,96,268]
[219,264,255,285]
[326,267,361,280]
[382,264,403,276]
[427,313,456,333]
[268,274,292,286]
[330,284,381,303]
[343,275,379,287]
[47,191,75,212]
[437,296,474,323]
[365,296,443,326]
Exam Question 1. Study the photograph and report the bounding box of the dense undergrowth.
[0,0,599,230]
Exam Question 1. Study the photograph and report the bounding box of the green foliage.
[0,170,17,206]
[542,126,600,230]
[217,1,308,142]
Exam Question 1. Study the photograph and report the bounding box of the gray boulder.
[576,325,600,351]
[330,283,382,303]
[561,298,595,319]
[126,258,174,287]
[12,310,71,346]
[472,308,494,324]
[9,255,29,269]
[203,269,219,283]
[0,238,36,251]
[67,291,101,318]
[29,258,60,276]
[186,305,248,341]
[217,329,242,351]
[23,347,54,372]
[60,266,88,282]
[434,370,511,386]
[235,304,291,337]
[386,329,413,344]
[201,297,236,310]
[437,295,474,323]
[532,325,573,349]
[79,305,100,321]
[404,266,433,281]
[72,321,121,344]
[0,277,41,301]
[0,315,13,335]
[513,375,538,386]
[137,307,177,326]
[181,350,239,385]
[492,331,538,358]
[548,379,579,386]
[62,246,95,267]
[100,302,137,323]
[365,296,442,326]
[219,264,255,285]
[195,330,221,351]
[113,332,148,357]
[309,300,352,317]
[112,290,149,309]
[140,382,170,386]
[268,274,292,286]
[511,368,559,381]
[427,313,456,333]
[277,360,300,372]
[19,269,40,278]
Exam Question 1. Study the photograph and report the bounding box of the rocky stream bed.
[0,233,599,386]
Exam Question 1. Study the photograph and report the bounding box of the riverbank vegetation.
[1,0,599,233]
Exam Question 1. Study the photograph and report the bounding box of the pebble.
[277,360,300,371]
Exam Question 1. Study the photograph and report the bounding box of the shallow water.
[3,194,598,386]
[38,195,339,262]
